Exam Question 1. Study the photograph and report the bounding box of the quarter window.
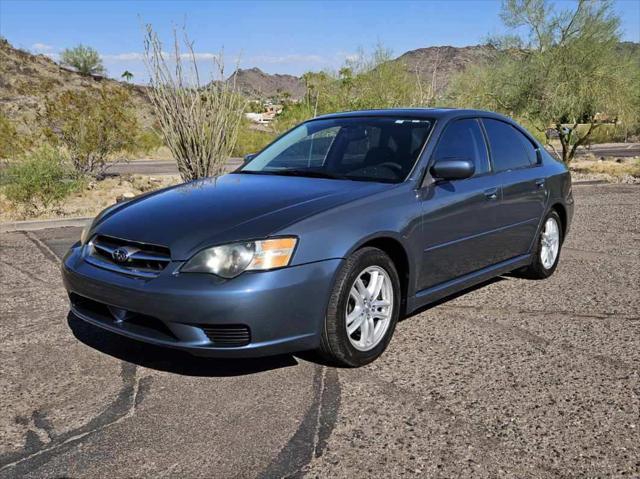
[482,119,536,172]
[433,119,490,176]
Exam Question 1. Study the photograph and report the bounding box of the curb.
[0,217,92,233]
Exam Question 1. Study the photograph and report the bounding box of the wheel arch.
[550,202,568,240]
[349,234,411,316]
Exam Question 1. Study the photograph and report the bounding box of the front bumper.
[62,244,342,357]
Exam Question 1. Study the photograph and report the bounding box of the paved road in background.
[109,158,242,176]
[1,144,637,178]
[109,143,639,176]
[1,183,638,478]
[577,142,640,158]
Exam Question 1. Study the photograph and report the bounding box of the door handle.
[535,179,546,189]
[484,187,499,200]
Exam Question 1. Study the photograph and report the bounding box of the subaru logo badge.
[112,247,130,263]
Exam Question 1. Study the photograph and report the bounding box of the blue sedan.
[62,109,573,367]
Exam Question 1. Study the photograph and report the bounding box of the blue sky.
[1,0,639,82]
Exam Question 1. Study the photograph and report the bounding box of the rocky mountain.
[223,46,497,101]
[226,67,306,101]
[390,45,498,95]
[0,38,155,131]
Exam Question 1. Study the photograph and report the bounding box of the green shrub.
[135,128,165,155]
[60,45,105,76]
[1,146,82,212]
[577,124,630,144]
[42,87,140,176]
[0,113,25,159]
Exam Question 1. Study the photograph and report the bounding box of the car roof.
[313,108,511,122]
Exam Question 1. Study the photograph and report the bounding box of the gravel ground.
[0,183,638,478]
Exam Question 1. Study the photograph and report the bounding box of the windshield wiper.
[234,170,272,175]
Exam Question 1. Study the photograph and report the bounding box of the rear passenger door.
[481,118,547,261]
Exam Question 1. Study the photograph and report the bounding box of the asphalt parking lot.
[0,183,638,478]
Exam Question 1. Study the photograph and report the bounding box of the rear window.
[482,119,536,172]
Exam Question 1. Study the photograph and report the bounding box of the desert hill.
[0,38,155,131]
[227,67,306,100]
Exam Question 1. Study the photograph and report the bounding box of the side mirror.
[431,159,475,181]
[244,153,257,164]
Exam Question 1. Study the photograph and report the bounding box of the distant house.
[245,104,283,124]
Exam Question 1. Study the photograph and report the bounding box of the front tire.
[318,247,400,367]
[517,210,563,279]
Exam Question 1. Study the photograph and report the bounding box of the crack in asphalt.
[0,363,144,478]
[22,231,60,265]
[0,260,51,286]
[257,365,341,479]
[339,369,558,478]
[458,314,639,372]
[1,229,152,476]
[563,246,639,260]
[440,304,638,322]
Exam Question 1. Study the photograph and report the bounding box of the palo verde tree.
[42,87,140,176]
[448,0,639,163]
[60,45,106,76]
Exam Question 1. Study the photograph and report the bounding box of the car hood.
[92,173,390,260]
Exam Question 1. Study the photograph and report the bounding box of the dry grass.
[570,156,640,183]
[571,157,640,175]
[0,174,180,222]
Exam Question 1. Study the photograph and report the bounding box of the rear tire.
[318,247,400,367]
[517,210,563,279]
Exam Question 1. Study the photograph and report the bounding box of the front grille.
[86,235,171,278]
[200,325,251,346]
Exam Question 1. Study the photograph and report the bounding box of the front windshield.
[239,117,433,183]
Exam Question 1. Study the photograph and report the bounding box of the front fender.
[277,183,421,276]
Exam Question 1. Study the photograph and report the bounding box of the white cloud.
[101,51,220,61]
[102,52,145,61]
[183,52,219,60]
[31,43,54,53]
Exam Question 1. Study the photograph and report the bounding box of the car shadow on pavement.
[67,313,299,377]
[402,275,507,320]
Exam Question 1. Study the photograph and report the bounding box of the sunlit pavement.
[0,183,638,478]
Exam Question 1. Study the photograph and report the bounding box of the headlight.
[80,221,93,245]
[181,237,298,278]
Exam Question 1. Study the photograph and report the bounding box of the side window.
[482,119,536,172]
[517,130,539,165]
[433,119,490,176]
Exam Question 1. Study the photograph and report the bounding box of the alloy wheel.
[345,266,394,351]
[540,217,560,269]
